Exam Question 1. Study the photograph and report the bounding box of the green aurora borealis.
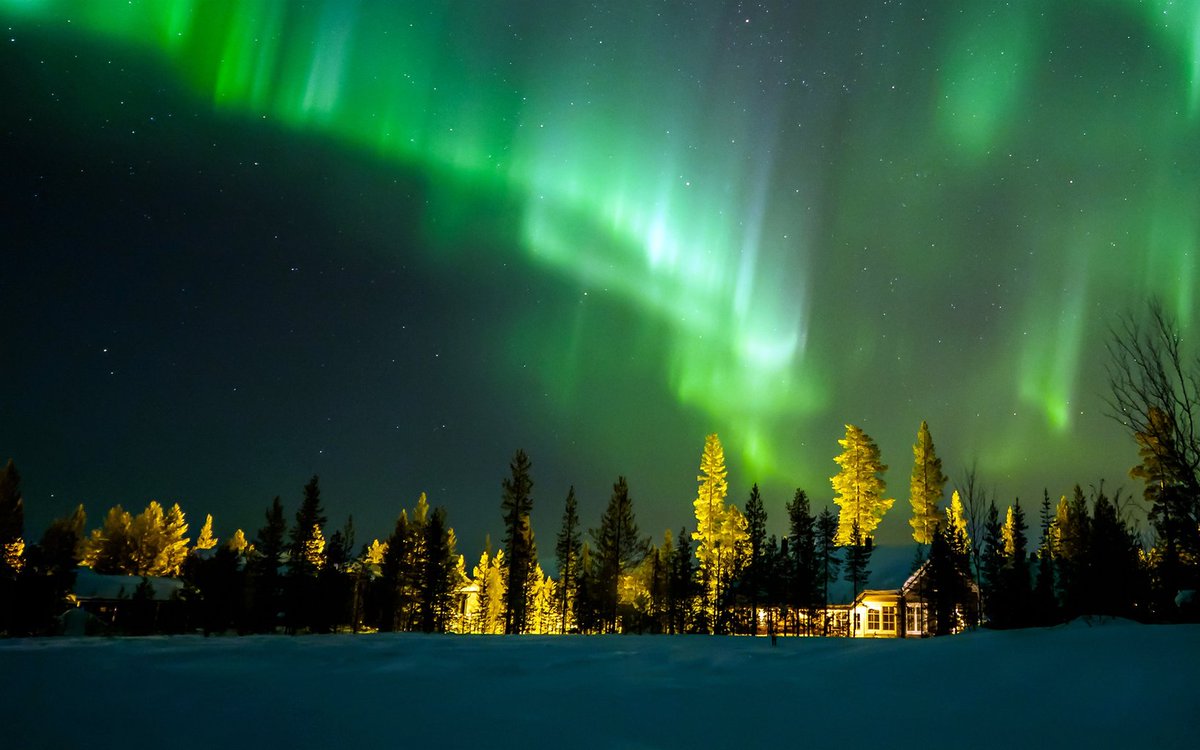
[2,0,1199,545]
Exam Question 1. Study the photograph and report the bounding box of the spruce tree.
[1002,499,1031,626]
[908,421,947,546]
[290,475,328,577]
[692,433,730,632]
[194,514,218,553]
[786,489,818,634]
[815,507,841,635]
[554,486,582,633]
[500,449,535,634]
[668,528,694,634]
[0,459,25,578]
[980,502,1008,627]
[418,507,458,632]
[843,518,873,613]
[742,484,768,634]
[591,476,646,633]
[1032,490,1059,625]
[249,496,287,632]
[831,424,894,545]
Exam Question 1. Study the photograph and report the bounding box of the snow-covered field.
[1,620,1196,749]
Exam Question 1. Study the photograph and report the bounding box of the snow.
[1,621,1196,749]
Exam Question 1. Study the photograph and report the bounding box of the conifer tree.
[1088,486,1145,618]
[815,508,841,635]
[84,505,136,574]
[692,433,730,631]
[227,528,248,555]
[0,460,25,578]
[500,450,536,634]
[945,490,971,556]
[668,529,694,634]
[1056,487,1092,619]
[194,514,218,553]
[843,518,873,612]
[1032,489,1059,625]
[786,489,819,634]
[418,506,459,632]
[157,503,190,576]
[290,475,327,578]
[742,483,768,634]
[1002,499,1031,626]
[249,496,287,632]
[908,421,947,546]
[592,476,646,633]
[128,501,167,576]
[554,486,582,633]
[831,424,894,545]
[980,502,1008,627]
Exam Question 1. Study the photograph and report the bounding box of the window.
[906,606,917,632]
[867,608,880,630]
[882,605,896,632]
[854,611,861,632]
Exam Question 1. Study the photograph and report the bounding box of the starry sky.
[2,0,1197,551]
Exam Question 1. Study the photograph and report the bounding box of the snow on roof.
[73,568,184,601]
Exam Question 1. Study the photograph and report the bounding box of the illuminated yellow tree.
[909,420,947,545]
[946,490,971,553]
[0,459,24,578]
[1002,505,1016,555]
[194,514,218,552]
[831,424,894,545]
[692,433,745,631]
[227,528,249,555]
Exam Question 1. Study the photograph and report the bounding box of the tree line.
[0,302,1196,636]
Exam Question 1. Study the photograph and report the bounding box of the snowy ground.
[1,620,1196,749]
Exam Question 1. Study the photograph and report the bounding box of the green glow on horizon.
[4,0,1199,498]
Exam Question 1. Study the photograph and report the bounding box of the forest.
[0,304,1197,637]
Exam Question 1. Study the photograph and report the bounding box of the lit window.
[867,608,880,630]
[882,605,896,632]
[906,606,917,632]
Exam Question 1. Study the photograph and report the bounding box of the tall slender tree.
[786,489,818,634]
[554,486,582,634]
[591,476,646,633]
[249,496,287,632]
[0,460,25,578]
[843,518,873,616]
[831,425,894,545]
[909,421,948,547]
[816,507,841,635]
[742,484,768,634]
[501,449,536,634]
[696,432,729,633]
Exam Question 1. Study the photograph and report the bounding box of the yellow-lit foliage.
[909,420,947,545]
[831,424,894,545]
[194,514,218,552]
[1002,505,1016,556]
[693,433,743,623]
[3,538,25,573]
[364,538,387,566]
[303,523,326,570]
[946,491,970,550]
[227,528,248,555]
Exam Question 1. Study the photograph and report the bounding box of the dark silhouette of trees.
[786,489,819,635]
[554,486,582,634]
[843,519,872,612]
[815,508,841,635]
[591,476,646,633]
[742,483,767,634]
[248,496,287,633]
[500,449,536,634]
[1107,301,1200,603]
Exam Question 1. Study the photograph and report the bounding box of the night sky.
[2,1,1197,551]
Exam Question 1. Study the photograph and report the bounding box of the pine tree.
[83,505,135,574]
[1056,486,1092,619]
[290,475,327,578]
[128,501,167,576]
[692,433,730,632]
[786,489,818,634]
[815,507,841,635]
[1129,407,1195,601]
[843,518,873,612]
[742,483,768,634]
[831,424,894,545]
[908,421,947,546]
[1089,485,1145,619]
[1032,489,1059,625]
[945,490,971,556]
[227,528,249,555]
[249,496,287,632]
[591,476,646,633]
[418,507,459,632]
[1002,499,1031,626]
[554,486,582,633]
[980,502,1008,627]
[194,514,218,553]
[668,528,694,634]
[500,450,536,634]
[157,503,190,576]
[0,460,25,578]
